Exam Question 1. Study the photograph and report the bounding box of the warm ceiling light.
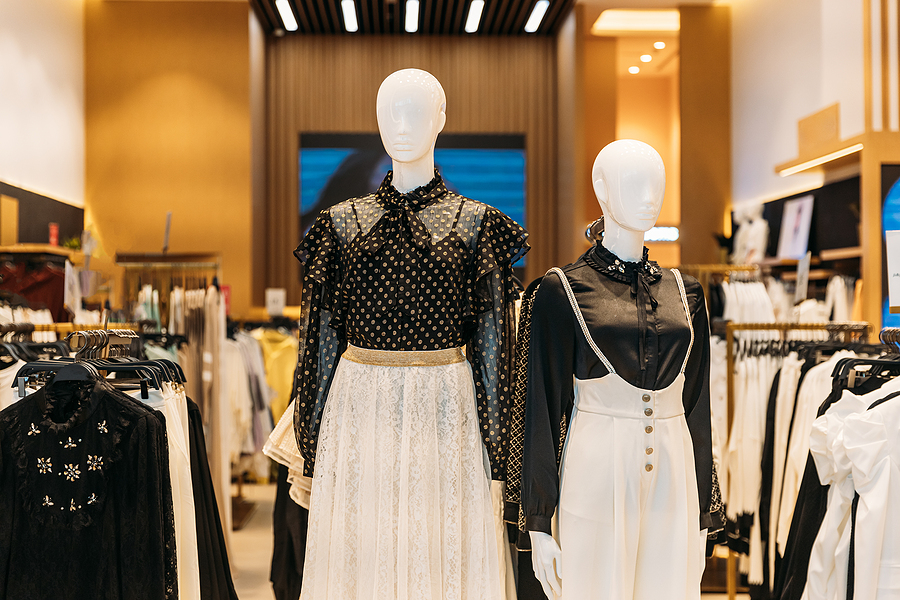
[341,0,359,32]
[465,0,484,33]
[654,41,666,50]
[275,0,298,31]
[628,66,640,74]
[778,143,864,176]
[591,9,680,34]
[524,0,550,33]
[405,0,419,32]
[640,54,652,62]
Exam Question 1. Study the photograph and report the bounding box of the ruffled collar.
[37,380,106,435]
[584,242,663,283]
[375,169,448,212]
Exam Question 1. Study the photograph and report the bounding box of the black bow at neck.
[360,169,448,256]
[585,242,664,374]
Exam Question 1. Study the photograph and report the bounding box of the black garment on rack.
[0,381,177,600]
[773,376,887,600]
[270,464,309,600]
[186,398,239,600]
[522,244,716,534]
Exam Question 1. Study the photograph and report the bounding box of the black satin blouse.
[521,243,715,534]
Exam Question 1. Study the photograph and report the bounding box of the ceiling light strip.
[777,144,864,177]
[524,0,550,33]
[275,0,299,31]
[341,0,359,32]
[465,0,485,33]
[405,0,419,32]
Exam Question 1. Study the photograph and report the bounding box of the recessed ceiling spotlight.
[341,0,359,32]
[465,0,485,33]
[640,54,652,63]
[628,66,640,74]
[654,41,666,50]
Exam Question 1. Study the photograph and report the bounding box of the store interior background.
[2,0,899,597]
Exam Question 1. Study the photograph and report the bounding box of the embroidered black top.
[521,243,716,533]
[0,380,177,600]
[293,170,529,480]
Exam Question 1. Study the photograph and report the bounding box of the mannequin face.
[376,69,447,164]
[592,140,665,233]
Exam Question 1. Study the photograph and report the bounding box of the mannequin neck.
[601,217,646,263]
[391,152,436,193]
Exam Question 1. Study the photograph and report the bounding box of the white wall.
[0,0,85,207]
[731,0,865,206]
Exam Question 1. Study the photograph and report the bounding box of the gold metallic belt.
[343,344,465,367]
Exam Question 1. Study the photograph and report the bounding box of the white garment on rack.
[841,394,900,600]
[768,352,805,585]
[0,361,25,411]
[129,384,201,600]
[776,351,856,553]
[802,383,900,600]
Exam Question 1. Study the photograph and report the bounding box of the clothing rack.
[0,322,138,335]
[679,264,761,301]
[721,320,871,600]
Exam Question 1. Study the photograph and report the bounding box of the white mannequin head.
[592,139,666,233]
[376,69,446,173]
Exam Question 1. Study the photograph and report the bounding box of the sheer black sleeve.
[292,212,345,477]
[466,207,529,481]
[681,276,718,530]
[521,273,576,534]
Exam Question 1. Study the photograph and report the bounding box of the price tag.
[266,288,287,317]
[886,231,900,313]
[794,251,811,305]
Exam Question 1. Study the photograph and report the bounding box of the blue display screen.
[299,133,526,239]
[883,170,900,327]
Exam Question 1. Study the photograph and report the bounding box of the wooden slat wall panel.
[265,35,558,302]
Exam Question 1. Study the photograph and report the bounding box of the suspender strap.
[548,267,617,375]
[671,268,695,374]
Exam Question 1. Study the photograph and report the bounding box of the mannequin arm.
[529,531,563,599]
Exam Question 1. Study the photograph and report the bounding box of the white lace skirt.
[301,346,502,600]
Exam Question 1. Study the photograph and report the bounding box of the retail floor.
[229,483,750,600]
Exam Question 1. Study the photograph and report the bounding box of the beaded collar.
[584,242,663,284]
[374,169,449,212]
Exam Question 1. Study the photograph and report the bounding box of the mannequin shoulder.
[322,194,379,220]
[665,269,707,308]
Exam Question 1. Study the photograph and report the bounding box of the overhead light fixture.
[524,0,550,33]
[341,0,359,32]
[628,66,640,74]
[465,0,484,33]
[275,0,298,31]
[640,54,652,62]
[654,41,666,50]
[591,9,680,35]
[778,143,864,176]
[405,0,419,32]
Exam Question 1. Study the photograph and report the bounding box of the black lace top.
[0,381,177,600]
[293,170,529,479]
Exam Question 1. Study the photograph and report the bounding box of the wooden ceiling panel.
[252,0,573,35]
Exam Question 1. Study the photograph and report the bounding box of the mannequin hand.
[529,531,563,599]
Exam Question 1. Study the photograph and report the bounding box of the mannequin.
[375,68,446,192]
[521,140,714,600]
[291,68,528,600]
